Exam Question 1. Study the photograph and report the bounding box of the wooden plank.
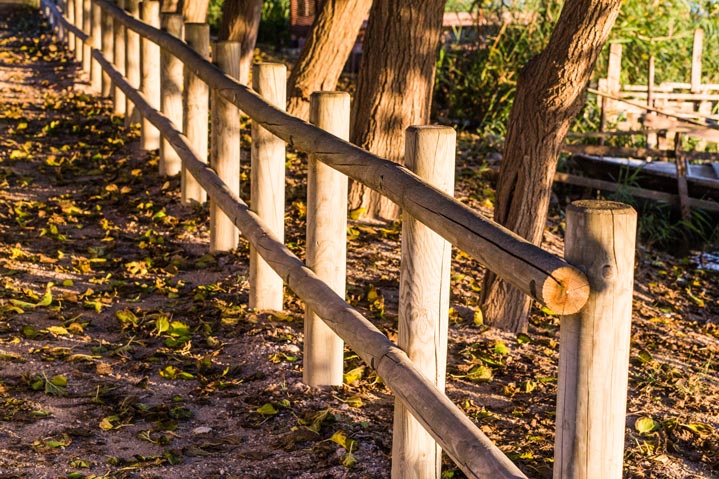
[112,0,126,115]
[556,200,636,479]
[85,46,527,479]
[100,9,113,97]
[139,0,161,150]
[552,172,719,213]
[304,92,350,387]
[124,0,140,126]
[93,0,590,316]
[159,13,183,176]
[393,126,455,479]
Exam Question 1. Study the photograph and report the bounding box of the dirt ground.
[0,5,718,479]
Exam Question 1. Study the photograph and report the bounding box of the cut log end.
[541,266,590,316]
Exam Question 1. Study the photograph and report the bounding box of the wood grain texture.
[249,62,286,311]
[82,0,91,73]
[159,13,183,176]
[691,29,703,93]
[112,0,126,115]
[304,92,349,387]
[139,0,161,150]
[555,200,636,479]
[392,125,455,479]
[89,0,591,320]
[90,2,101,92]
[210,41,242,253]
[74,0,83,61]
[86,47,526,477]
[181,22,209,204]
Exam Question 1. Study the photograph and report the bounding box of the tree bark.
[286,0,372,121]
[481,0,623,333]
[180,0,209,22]
[160,0,180,13]
[349,0,446,223]
[218,0,263,86]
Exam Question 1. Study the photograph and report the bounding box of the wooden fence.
[40,1,638,477]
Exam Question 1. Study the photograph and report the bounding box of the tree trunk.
[286,0,372,121]
[180,0,209,22]
[218,0,263,86]
[349,0,446,223]
[481,0,623,333]
[160,0,180,13]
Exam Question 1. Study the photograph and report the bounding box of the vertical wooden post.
[66,0,75,55]
[691,29,703,94]
[74,0,83,63]
[646,56,657,150]
[210,41,242,252]
[82,0,91,73]
[250,62,286,311]
[674,133,691,221]
[113,0,126,115]
[303,91,350,387]
[555,200,636,479]
[159,13,183,176]
[90,1,102,93]
[124,0,141,126]
[100,8,114,97]
[603,43,622,128]
[181,23,210,204]
[140,0,161,151]
[392,126,455,479]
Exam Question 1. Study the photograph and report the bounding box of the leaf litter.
[0,5,717,479]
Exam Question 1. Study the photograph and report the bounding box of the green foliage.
[434,0,561,137]
[603,0,719,85]
[258,0,290,47]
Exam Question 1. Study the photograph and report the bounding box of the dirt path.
[1,5,718,479]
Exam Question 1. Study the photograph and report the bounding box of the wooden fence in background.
[40,1,638,477]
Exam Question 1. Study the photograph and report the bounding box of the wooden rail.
[40,2,638,478]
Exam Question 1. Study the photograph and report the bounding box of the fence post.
[124,0,141,126]
[392,126,455,479]
[82,0,91,73]
[74,0,83,63]
[182,22,210,205]
[113,0,126,115]
[140,0,161,151]
[210,41,242,252]
[646,56,657,149]
[555,200,636,479]
[66,0,75,55]
[601,43,622,130]
[90,1,102,93]
[303,91,350,387]
[159,13,183,176]
[250,62,286,311]
[691,28,703,94]
[100,7,114,97]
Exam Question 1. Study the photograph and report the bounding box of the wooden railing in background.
[40,2,639,478]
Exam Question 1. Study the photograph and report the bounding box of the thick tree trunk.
[481,0,623,332]
[218,0,263,86]
[349,0,446,223]
[286,0,372,121]
[180,0,209,22]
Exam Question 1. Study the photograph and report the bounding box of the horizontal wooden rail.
[91,0,589,316]
[82,36,527,479]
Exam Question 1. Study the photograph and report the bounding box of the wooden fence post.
[601,43,622,130]
[691,28,703,94]
[210,41,242,252]
[646,56,657,149]
[303,91,350,387]
[124,0,141,126]
[181,22,210,204]
[81,0,91,73]
[250,62,286,311]
[392,126,455,479]
[113,0,126,115]
[66,0,75,55]
[90,1,102,93]
[140,0,161,150]
[100,7,114,97]
[74,0,83,63]
[159,13,183,176]
[555,200,636,479]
